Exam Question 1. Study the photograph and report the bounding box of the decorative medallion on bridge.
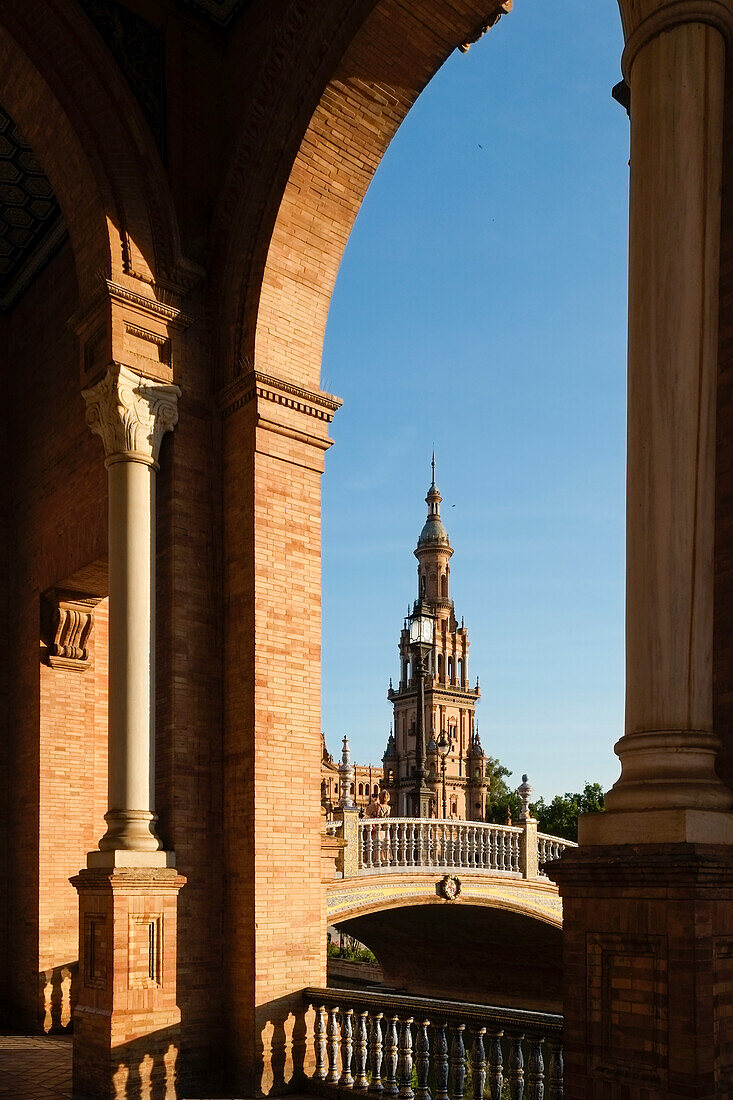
[437,874,461,901]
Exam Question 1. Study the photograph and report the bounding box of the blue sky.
[320,2,629,800]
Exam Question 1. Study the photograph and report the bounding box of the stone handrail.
[359,819,523,873]
[332,814,576,880]
[303,985,563,1098]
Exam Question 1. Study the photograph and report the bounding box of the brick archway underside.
[335,903,563,1013]
[219,0,512,389]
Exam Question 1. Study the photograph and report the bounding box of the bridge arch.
[332,895,563,1014]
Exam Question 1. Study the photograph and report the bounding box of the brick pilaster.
[220,370,340,1095]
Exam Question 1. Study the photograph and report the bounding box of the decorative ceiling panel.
[0,106,66,312]
[77,0,165,150]
[175,0,253,25]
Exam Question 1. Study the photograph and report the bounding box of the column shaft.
[585,17,733,839]
[83,364,180,865]
[106,457,155,826]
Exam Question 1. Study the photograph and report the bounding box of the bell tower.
[384,458,485,819]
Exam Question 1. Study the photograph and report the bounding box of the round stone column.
[583,1,733,842]
[83,364,181,865]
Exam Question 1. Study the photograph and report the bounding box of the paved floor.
[0,1034,315,1099]
[0,1034,72,1099]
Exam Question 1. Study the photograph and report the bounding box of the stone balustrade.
[330,815,575,880]
[304,986,563,1099]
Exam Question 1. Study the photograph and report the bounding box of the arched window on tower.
[441,574,448,598]
[420,574,426,596]
[437,654,443,680]
[358,783,363,796]
[405,660,411,683]
[458,658,464,684]
[448,657,453,682]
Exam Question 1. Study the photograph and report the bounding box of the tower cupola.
[417,453,450,549]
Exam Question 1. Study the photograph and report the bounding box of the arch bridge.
[324,816,574,1012]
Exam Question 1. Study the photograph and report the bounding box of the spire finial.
[431,449,436,486]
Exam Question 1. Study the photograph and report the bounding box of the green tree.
[483,756,605,842]
[483,755,522,824]
[532,782,605,842]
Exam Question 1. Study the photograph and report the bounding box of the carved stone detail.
[43,589,102,670]
[83,364,181,463]
[437,874,461,901]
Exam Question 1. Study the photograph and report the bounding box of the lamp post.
[409,607,434,818]
[437,729,450,819]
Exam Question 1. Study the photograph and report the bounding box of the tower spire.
[431,449,436,487]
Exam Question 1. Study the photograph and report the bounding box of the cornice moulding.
[217,369,342,422]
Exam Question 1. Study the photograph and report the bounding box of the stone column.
[550,6,733,1095]
[82,363,181,865]
[582,0,733,846]
[71,364,185,1099]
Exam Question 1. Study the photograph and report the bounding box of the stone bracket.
[42,588,103,671]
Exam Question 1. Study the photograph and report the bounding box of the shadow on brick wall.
[253,992,312,1097]
[39,962,77,1033]
[73,1022,181,1100]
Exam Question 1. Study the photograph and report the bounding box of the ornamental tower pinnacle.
[384,459,485,819]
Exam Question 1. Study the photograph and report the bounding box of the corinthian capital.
[83,365,181,464]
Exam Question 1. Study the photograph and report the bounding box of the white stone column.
[583,3,733,844]
[83,364,180,866]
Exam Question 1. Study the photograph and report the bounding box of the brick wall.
[5,242,108,1029]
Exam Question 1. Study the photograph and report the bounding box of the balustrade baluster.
[421,822,429,866]
[415,1019,431,1100]
[384,1015,400,1097]
[398,1017,414,1100]
[406,823,413,868]
[340,1007,355,1088]
[372,821,379,868]
[434,1023,449,1100]
[427,822,435,866]
[471,1026,486,1100]
[359,824,366,869]
[547,1042,563,1100]
[314,1005,327,1080]
[369,1013,385,1094]
[507,1034,524,1100]
[514,834,521,872]
[354,1010,370,1089]
[477,826,485,868]
[487,1029,503,1100]
[326,1006,340,1085]
[449,1024,466,1100]
[525,1038,544,1100]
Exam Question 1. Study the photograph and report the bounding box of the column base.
[71,866,186,1100]
[580,807,733,845]
[87,849,177,869]
[549,843,733,1099]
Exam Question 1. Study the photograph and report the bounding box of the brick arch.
[0,2,194,307]
[215,0,513,390]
